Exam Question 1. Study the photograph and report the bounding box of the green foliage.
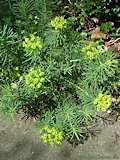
[13,0,35,19]
[0,85,19,118]
[82,48,118,88]
[100,22,114,33]
[37,100,93,144]
[55,101,93,141]
[34,0,61,33]
[0,25,18,67]
[55,102,82,141]
[0,0,120,145]
[0,66,21,84]
[74,0,120,19]
[0,25,21,84]
[12,0,37,34]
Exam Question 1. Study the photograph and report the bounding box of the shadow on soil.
[0,115,120,160]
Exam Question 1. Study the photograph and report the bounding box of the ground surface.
[0,115,120,160]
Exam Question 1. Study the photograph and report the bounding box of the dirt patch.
[0,115,120,160]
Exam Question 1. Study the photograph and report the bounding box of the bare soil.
[0,114,120,160]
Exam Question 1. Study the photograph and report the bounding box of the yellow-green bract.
[51,16,66,30]
[81,42,103,60]
[23,33,43,50]
[40,125,63,145]
[93,92,112,112]
[24,68,45,89]
[105,59,118,67]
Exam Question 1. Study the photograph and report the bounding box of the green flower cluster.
[23,33,43,50]
[93,92,112,112]
[51,16,66,30]
[40,126,63,145]
[81,42,103,60]
[105,59,118,67]
[25,68,45,89]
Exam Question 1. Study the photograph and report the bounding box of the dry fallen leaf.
[104,38,120,57]
[91,17,99,24]
[110,44,120,56]
[91,27,107,40]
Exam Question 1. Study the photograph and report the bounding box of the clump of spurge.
[51,16,66,30]
[81,42,104,60]
[24,68,45,89]
[93,92,112,112]
[40,126,63,145]
[23,33,43,50]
